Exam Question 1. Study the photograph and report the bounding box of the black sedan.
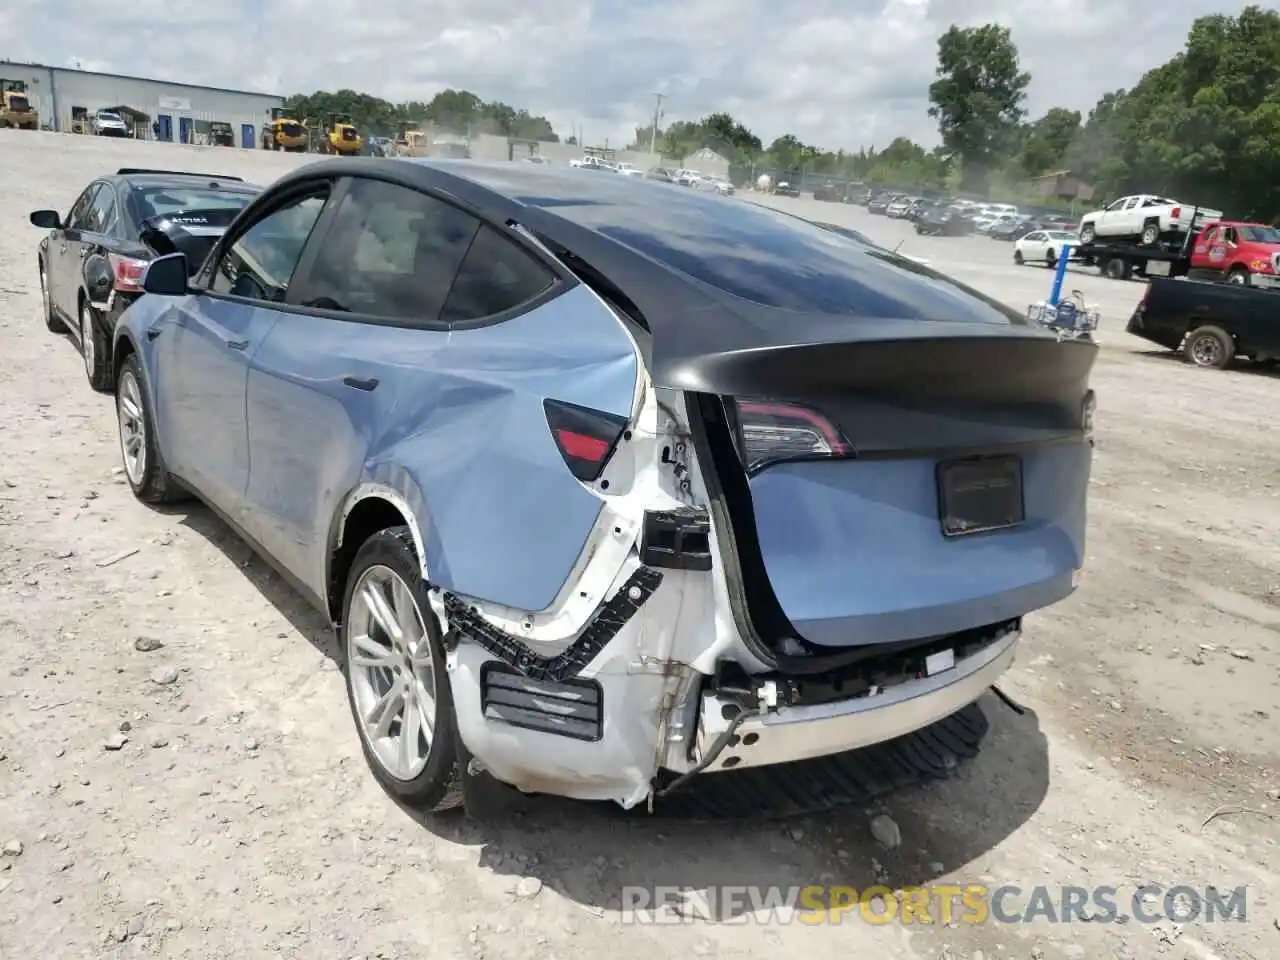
[915,207,974,236]
[29,168,261,391]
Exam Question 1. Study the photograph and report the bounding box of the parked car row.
[26,158,1096,817]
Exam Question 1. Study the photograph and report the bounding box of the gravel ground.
[0,130,1276,960]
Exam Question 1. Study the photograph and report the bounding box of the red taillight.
[1171,206,1181,219]
[734,399,851,472]
[543,398,629,483]
[109,253,149,293]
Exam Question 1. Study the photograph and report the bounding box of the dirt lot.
[0,131,1276,960]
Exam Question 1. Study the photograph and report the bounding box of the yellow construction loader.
[315,112,364,155]
[261,106,309,152]
[0,79,39,130]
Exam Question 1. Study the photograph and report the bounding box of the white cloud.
[11,0,1229,150]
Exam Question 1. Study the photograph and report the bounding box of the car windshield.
[98,112,122,121]
[1241,226,1280,243]
[135,186,256,222]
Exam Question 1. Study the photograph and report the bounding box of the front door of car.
[1095,197,1130,236]
[159,187,330,515]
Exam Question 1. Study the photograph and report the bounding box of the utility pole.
[649,93,665,162]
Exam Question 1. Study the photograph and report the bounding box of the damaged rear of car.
[114,159,1095,815]
[392,163,1097,810]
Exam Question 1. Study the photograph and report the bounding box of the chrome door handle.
[342,375,379,391]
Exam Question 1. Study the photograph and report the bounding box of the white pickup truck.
[1078,194,1223,246]
[569,155,615,171]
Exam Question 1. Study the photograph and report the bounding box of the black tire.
[1045,249,1057,268]
[38,260,60,333]
[79,298,112,392]
[1104,257,1129,280]
[1140,221,1160,246]
[1079,223,1096,244]
[115,352,187,503]
[1227,266,1250,286]
[1183,325,1234,370]
[1013,250,1024,265]
[340,526,463,814]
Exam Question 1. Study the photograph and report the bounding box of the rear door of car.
[53,183,101,314]
[243,173,641,610]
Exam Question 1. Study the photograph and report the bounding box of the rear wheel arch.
[328,487,429,623]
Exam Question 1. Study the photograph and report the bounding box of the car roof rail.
[115,168,244,181]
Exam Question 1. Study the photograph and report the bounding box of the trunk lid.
[139,211,240,274]
[701,329,1095,649]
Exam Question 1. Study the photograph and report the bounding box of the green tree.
[927,24,1030,188]
[1018,107,1082,175]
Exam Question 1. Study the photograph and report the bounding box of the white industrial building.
[0,60,284,148]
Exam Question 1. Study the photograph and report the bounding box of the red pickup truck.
[1188,221,1280,287]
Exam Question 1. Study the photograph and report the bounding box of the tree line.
[283,88,558,143]
[287,5,1279,218]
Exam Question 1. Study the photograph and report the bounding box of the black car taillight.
[544,398,629,482]
[732,399,852,473]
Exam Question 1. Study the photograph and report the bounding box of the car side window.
[85,183,117,234]
[293,178,481,324]
[1222,227,1237,245]
[209,191,327,303]
[67,184,101,230]
[1105,197,1128,212]
[1025,232,1044,242]
[441,224,556,324]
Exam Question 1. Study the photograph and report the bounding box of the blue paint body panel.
[125,281,637,614]
[749,441,1090,645]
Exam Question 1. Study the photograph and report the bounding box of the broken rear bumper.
[694,629,1018,772]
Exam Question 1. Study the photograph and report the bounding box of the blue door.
[163,296,280,510]
[241,124,255,149]
[157,114,172,141]
[179,116,193,144]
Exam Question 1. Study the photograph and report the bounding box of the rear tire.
[80,299,112,392]
[1183,325,1234,370]
[1045,249,1058,268]
[1140,221,1160,246]
[1013,250,1024,265]
[340,526,463,814]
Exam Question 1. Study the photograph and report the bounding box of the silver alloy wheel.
[80,302,95,375]
[1190,335,1222,367]
[347,565,437,781]
[117,370,147,486]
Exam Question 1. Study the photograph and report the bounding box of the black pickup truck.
[1126,276,1280,369]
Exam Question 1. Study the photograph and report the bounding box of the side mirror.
[141,253,190,296]
[30,209,62,229]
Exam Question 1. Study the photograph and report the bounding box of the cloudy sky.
[9,0,1239,150]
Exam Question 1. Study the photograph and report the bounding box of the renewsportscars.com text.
[620,884,1248,925]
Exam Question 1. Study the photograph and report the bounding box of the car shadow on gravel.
[411,697,1049,920]
[171,502,1049,920]
[169,506,339,661]
[1132,349,1280,378]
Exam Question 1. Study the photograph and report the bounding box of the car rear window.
[134,186,256,224]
